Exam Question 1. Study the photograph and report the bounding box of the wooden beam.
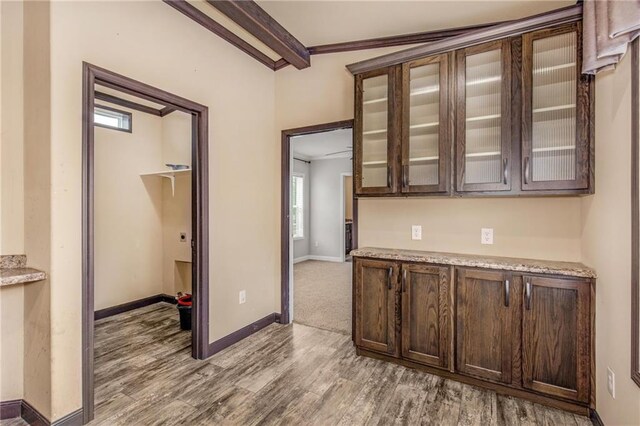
[163,0,276,70]
[207,0,310,69]
[94,91,162,116]
[346,4,582,75]
[307,22,499,56]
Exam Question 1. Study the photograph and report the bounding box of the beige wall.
[42,0,277,419]
[161,112,192,297]
[581,50,640,426]
[23,0,52,418]
[94,109,165,311]
[345,175,353,221]
[0,0,25,402]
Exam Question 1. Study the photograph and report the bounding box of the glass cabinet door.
[402,54,450,193]
[522,23,589,190]
[456,40,511,192]
[356,67,398,194]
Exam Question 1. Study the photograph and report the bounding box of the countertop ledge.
[0,267,47,287]
[350,247,596,279]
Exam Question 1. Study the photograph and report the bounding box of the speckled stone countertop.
[0,255,47,287]
[351,247,596,279]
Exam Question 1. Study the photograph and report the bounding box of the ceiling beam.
[163,0,276,70]
[206,0,310,69]
[95,91,163,116]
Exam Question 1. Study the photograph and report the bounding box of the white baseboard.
[294,255,343,264]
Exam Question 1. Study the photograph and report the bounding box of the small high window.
[94,105,132,132]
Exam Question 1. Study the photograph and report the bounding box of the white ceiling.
[257,1,575,47]
[292,128,353,160]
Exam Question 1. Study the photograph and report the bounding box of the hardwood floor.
[1,302,593,425]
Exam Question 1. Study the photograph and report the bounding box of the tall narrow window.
[292,174,304,239]
[94,105,132,132]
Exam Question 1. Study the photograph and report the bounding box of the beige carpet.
[293,260,352,335]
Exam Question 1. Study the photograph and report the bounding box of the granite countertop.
[0,255,47,287]
[350,247,596,279]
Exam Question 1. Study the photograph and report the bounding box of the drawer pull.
[402,269,407,293]
[503,158,508,184]
[387,166,392,189]
[524,157,530,185]
[504,279,510,307]
[387,267,393,290]
[525,281,532,310]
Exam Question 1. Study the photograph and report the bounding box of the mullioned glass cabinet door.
[522,22,590,191]
[355,67,399,195]
[456,40,512,192]
[401,54,450,194]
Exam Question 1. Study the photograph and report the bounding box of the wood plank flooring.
[0,302,594,425]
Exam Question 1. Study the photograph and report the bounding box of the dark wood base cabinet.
[353,258,594,415]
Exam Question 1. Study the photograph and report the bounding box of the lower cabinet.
[522,275,591,403]
[354,258,399,356]
[456,268,514,384]
[401,264,450,369]
[354,257,593,411]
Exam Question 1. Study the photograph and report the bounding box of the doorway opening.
[280,120,356,334]
[82,63,209,424]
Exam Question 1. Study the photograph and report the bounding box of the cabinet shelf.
[532,145,575,153]
[465,151,501,158]
[362,160,387,166]
[410,122,439,130]
[140,168,191,196]
[362,129,387,135]
[533,104,575,113]
[409,156,439,163]
[466,114,501,122]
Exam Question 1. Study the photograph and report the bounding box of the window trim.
[94,104,132,133]
[292,172,305,240]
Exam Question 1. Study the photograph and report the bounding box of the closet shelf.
[140,169,191,196]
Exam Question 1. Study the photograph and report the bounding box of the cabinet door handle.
[403,165,409,188]
[524,157,530,185]
[503,158,508,184]
[387,267,393,290]
[504,279,510,307]
[402,269,407,293]
[387,165,392,189]
[525,280,532,310]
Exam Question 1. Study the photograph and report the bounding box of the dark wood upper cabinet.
[401,264,450,368]
[522,275,591,403]
[521,22,592,191]
[456,267,513,384]
[456,40,512,192]
[353,21,593,198]
[355,67,400,195]
[354,258,399,356]
[401,54,451,194]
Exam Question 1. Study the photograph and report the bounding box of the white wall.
[581,49,640,426]
[292,158,310,261]
[94,108,165,310]
[309,157,352,260]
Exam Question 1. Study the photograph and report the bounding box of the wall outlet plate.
[411,225,422,240]
[607,367,616,398]
[239,290,246,305]
[481,228,494,245]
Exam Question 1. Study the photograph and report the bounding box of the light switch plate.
[239,290,246,305]
[412,225,422,240]
[607,367,616,398]
[481,228,494,245]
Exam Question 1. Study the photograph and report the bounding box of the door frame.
[340,172,353,262]
[280,119,355,324]
[82,63,209,424]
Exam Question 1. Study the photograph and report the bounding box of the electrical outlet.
[239,290,246,305]
[481,228,494,245]
[607,367,616,398]
[411,225,422,240]
[179,232,187,242]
